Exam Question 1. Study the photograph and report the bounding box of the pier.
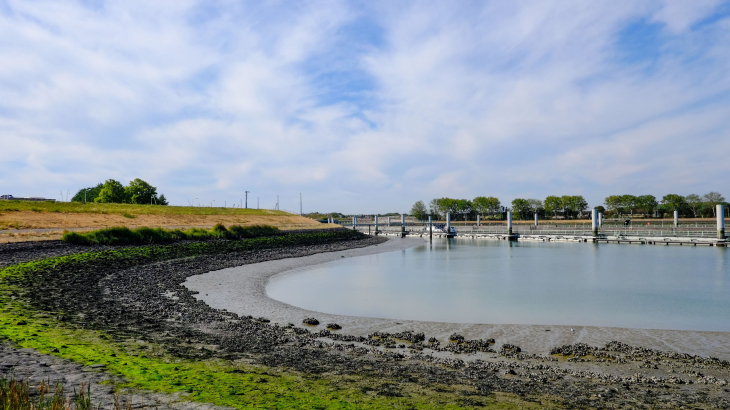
[346,206,729,247]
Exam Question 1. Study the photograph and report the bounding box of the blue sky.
[1,0,729,213]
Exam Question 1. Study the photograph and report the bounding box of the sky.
[1,0,729,214]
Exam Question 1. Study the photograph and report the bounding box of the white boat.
[426,223,457,235]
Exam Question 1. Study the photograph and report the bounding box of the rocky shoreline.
[2,232,730,408]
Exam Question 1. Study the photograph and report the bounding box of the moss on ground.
[0,236,566,409]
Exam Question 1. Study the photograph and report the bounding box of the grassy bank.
[62,224,281,245]
[0,233,554,409]
[0,201,289,217]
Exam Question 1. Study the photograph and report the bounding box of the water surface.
[266,239,730,331]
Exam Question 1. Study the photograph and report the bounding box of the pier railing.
[347,224,721,238]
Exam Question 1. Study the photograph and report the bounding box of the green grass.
[0,233,562,409]
[1,377,96,410]
[0,200,291,217]
[62,224,281,245]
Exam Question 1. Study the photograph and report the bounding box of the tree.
[157,194,169,206]
[544,196,563,218]
[95,179,127,203]
[703,192,726,217]
[685,194,702,218]
[636,195,657,216]
[125,178,158,205]
[410,200,428,220]
[483,197,501,216]
[527,199,543,214]
[428,199,441,219]
[604,195,623,216]
[455,199,473,221]
[434,198,460,218]
[661,194,687,213]
[72,183,103,203]
[620,195,638,216]
[511,199,530,220]
[561,195,587,219]
[472,197,487,216]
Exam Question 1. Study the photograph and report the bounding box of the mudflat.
[3,232,730,408]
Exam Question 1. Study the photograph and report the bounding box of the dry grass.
[0,202,335,242]
[0,211,323,230]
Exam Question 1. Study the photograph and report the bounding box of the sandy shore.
[185,237,730,360]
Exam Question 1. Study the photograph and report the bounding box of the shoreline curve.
[184,237,730,360]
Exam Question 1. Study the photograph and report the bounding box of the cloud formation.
[1,0,729,213]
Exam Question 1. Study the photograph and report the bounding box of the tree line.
[605,192,726,218]
[410,191,727,221]
[72,179,168,205]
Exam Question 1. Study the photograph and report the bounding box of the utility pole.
[257,197,259,209]
[300,193,302,215]
[245,191,249,209]
[276,195,279,210]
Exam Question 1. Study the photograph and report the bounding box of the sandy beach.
[185,236,730,360]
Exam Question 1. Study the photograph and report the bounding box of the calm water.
[266,239,730,331]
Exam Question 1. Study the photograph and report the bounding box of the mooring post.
[477,215,481,227]
[388,216,391,227]
[374,215,379,236]
[534,212,538,226]
[507,211,513,235]
[429,216,433,241]
[353,216,357,231]
[591,208,598,237]
[718,204,725,239]
[674,210,679,227]
[401,214,406,238]
[447,212,451,234]
[599,212,603,227]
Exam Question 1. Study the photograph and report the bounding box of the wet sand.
[184,237,730,360]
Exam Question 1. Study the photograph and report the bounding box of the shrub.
[62,224,282,246]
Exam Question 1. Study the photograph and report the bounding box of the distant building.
[0,195,56,202]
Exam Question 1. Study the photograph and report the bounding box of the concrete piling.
[446,213,451,233]
[388,217,391,227]
[599,212,603,227]
[353,216,357,230]
[428,216,432,241]
[674,211,679,227]
[374,215,379,235]
[591,208,598,237]
[534,212,538,226]
[477,215,481,226]
[507,211,513,235]
[718,205,726,239]
[401,214,406,238]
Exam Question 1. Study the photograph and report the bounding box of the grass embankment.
[0,201,288,217]
[62,224,280,246]
[0,201,330,243]
[0,232,551,409]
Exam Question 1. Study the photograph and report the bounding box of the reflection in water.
[266,239,730,331]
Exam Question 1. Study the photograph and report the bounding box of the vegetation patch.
[61,224,281,245]
[0,377,96,410]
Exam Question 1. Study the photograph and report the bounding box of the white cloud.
[1,1,729,211]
